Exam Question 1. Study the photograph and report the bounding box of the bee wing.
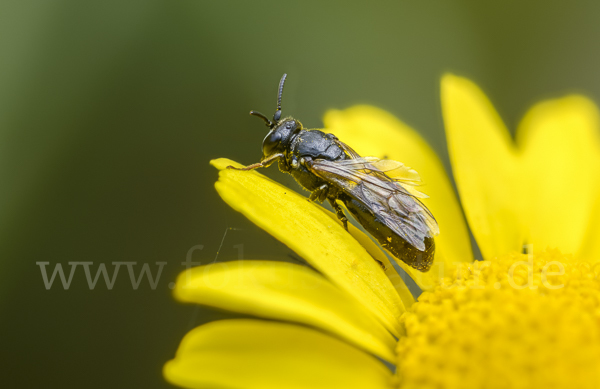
[331,157,423,186]
[309,158,439,251]
[334,139,362,159]
[333,140,421,183]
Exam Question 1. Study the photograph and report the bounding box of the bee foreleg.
[227,153,284,171]
[328,198,348,231]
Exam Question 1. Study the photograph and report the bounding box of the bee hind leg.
[309,184,329,203]
[374,258,386,270]
[328,198,348,231]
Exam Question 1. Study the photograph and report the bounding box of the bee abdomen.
[342,196,435,272]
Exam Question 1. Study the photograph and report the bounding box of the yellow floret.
[396,250,600,389]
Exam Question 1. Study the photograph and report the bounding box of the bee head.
[261,118,302,156]
[249,74,302,157]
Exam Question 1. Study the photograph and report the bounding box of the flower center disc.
[396,250,600,389]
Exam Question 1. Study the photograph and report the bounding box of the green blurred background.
[2,1,600,387]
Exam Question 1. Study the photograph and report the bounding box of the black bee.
[229,74,439,272]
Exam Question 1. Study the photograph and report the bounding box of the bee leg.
[318,186,329,202]
[227,153,284,171]
[328,198,348,231]
[374,258,386,270]
[309,184,329,203]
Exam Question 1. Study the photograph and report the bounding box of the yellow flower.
[164,75,600,389]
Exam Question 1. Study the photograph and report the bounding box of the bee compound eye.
[262,130,282,156]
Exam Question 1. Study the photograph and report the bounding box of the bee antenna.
[249,110,274,128]
[273,73,287,123]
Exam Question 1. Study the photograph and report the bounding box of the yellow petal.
[441,74,525,260]
[164,319,393,389]
[323,105,472,289]
[211,158,405,336]
[174,260,396,362]
[517,95,600,255]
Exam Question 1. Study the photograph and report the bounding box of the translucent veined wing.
[308,157,439,251]
[330,157,420,181]
[334,139,362,159]
[337,157,428,199]
[334,140,422,183]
